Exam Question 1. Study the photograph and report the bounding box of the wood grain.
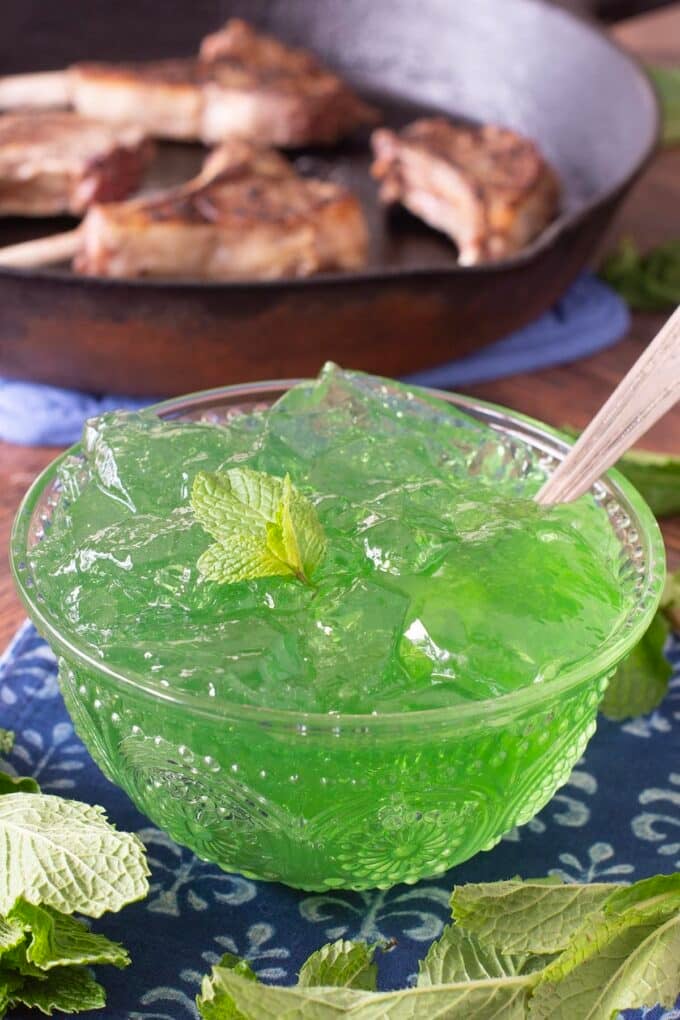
[0,8,678,649]
[535,306,680,505]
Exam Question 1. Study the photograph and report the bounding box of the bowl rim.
[10,379,667,732]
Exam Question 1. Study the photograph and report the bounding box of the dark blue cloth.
[0,273,628,446]
[1,622,678,1019]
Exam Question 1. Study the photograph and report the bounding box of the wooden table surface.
[0,6,678,650]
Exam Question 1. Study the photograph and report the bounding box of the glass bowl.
[10,382,666,891]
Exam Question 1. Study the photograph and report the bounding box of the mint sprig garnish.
[191,467,326,586]
[196,873,680,1019]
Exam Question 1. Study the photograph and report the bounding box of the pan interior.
[0,0,657,278]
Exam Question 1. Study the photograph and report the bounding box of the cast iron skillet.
[0,0,658,396]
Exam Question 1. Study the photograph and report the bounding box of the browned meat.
[0,111,153,216]
[67,19,377,147]
[75,139,368,279]
[371,117,560,265]
[200,59,377,148]
[69,60,204,142]
[199,18,320,73]
[197,138,295,181]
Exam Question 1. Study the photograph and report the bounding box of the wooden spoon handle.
[536,304,680,506]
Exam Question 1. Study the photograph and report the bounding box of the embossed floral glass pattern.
[11,383,665,890]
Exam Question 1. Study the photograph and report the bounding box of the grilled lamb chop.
[0,19,378,148]
[371,117,559,265]
[0,111,153,216]
[74,139,368,279]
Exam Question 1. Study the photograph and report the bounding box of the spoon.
[535,304,680,506]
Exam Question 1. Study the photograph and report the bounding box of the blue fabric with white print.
[1,621,678,1019]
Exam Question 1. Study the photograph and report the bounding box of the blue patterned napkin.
[1,622,678,1019]
[0,273,628,446]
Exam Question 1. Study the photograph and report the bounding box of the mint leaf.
[298,939,377,990]
[0,731,36,796]
[600,237,680,311]
[662,569,680,631]
[604,874,680,918]
[198,937,531,1018]
[197,533,290,585]
[600,612,672,720]
[0,917,25,959]
[191,468,326,585]
[451,879,620,954]
[197,953,258,1020]
[204,966,531,1019]
[0,969,24,1015]
[7,964,105,1015]
[418,923,552,987]
[195,874,680,1020]
[192,468,285,539]
[1,940,47,979]
[552,433,677,719]
[616,448,680,518]
[271,474,327,585]
[0,793,149,917]
[647,64,680,145]
[9,900,129,971]
[202,970,363,1018]
[528,910,680,1019]
[0,771,40,795]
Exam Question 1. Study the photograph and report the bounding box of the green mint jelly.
[31,365,624,715]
